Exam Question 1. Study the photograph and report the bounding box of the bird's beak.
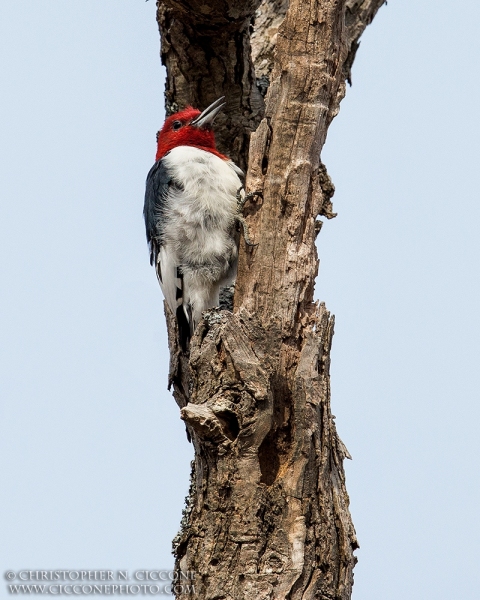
[190,96,226,128]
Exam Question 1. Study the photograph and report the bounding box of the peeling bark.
[155,0,385,598]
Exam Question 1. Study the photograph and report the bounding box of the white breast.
[159,145,243,328]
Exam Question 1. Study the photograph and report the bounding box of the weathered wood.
[250,0,289,91]
[236,0,348,326]
[172,305,357,599]
[155,0,385,597]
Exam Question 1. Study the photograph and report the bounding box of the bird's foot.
[236,187,263,212]
[236,188,262,247]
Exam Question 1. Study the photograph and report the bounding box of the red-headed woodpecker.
[144,97,248,348]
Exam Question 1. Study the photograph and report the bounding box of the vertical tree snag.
[155,0,385,598]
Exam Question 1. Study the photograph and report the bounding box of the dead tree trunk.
[155,0,385,598]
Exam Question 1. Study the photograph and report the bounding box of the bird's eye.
[172,120,182,131]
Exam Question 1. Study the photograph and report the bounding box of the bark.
[155,0,385,598]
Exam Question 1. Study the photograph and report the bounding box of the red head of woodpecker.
[155,97,228,162]
[143,97,244,349]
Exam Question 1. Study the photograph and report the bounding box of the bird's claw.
[236,187,263,211]
[236,188,262,248]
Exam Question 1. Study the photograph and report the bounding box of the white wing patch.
[157,245,183,315]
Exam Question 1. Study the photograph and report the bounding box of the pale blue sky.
[1,1,479,599]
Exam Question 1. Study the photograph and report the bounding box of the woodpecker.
[144,97,250,349]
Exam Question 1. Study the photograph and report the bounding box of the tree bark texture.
[155,0,385,598]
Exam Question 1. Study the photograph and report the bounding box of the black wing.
[143,159,171,266]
